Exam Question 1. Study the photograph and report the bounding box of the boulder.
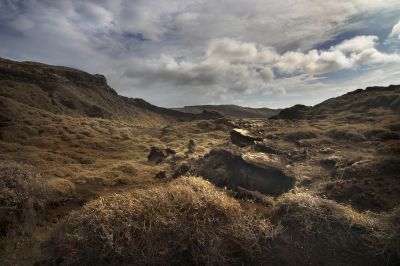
[147,147,166,164]
[197,149,295,196]
[172,163,190,178]
[155,171,167,179]
[230,128,262,147]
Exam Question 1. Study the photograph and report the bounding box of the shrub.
[274,193,400,265]
[327,128,366,142]
[0,161,51,235]
[45,176,276,265]
[363,128,400,141]
[283,130,318,142]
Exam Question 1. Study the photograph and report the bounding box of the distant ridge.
[271,85,400,120]
[173,104,280,119]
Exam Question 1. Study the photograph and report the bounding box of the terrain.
[0,57,399,266]
[173,104,279,118]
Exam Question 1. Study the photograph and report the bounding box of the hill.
[0,57,219,127]
[271,85,400,120]
[173,104,279,118]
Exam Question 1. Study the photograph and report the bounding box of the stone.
[147,147,166,164]
[230,128,262,147]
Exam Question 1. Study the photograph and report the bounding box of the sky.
[0,0,400,108]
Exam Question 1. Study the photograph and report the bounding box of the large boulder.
[230,128,262,147]
[197,149,295,196]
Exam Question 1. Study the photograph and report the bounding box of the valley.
[0,58,399,265]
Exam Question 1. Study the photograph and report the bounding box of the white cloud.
[389,20,400,40]
[275,35,400,74]
[333,35,378,53]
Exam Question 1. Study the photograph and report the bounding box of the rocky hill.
[271,85,400,120]
[173,104,279,118]
[0,57,219,127]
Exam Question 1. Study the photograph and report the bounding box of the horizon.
[1,1,400,108]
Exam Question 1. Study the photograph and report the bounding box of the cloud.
[118,35,400,99]
[389,20,400,40]
[333,35,378,53]
[275,35,400,74]
[0,0,399,108]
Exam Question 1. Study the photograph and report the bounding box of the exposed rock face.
[197,149,295,196]
[230,128,262,147]
[147,147,166,164]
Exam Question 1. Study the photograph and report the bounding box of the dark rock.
[155,171,167,179]
[165,148,176,156]
[147,147,166,164]
[230,128,262,147]
[187,139,196,153]
[254,141,282,154]
[172,163,190,178]
[197,149,295,196]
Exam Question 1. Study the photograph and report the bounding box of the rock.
[241,152,284,170]
[319,147,335,154]
[172,163,190,178]
[230,128,262,147]
[254,140,282,154]
[147,147,166,164]
[320,156,341,167]
[165,148,176,156]
[155,171,167,179]
[197,149,295,196]
[187,139,196,153]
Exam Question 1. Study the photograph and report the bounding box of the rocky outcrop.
[197,149,295,196]
[147,147,166,164]
[230,128,262,147]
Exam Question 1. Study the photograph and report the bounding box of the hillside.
[173,104,279,118]
[0,57,219,127]
[271,85,400,120]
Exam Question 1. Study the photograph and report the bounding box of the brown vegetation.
[44,176,275,266]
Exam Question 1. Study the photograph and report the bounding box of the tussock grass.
[327,128,366,142]
[45,176,276,265]
[283,130,318,142]
[275,192,400,264]
[0,161,51,235]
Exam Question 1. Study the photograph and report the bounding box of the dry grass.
[274,192,400,265]
[0,161,52,235]
[45,176,276,266]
